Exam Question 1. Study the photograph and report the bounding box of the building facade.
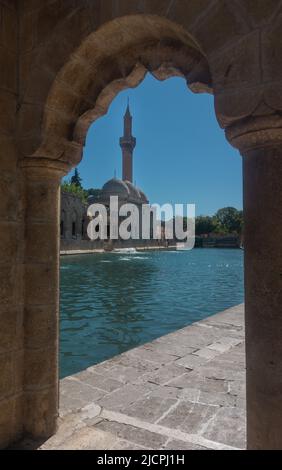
[60,103,158,252]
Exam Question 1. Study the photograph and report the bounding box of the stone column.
[227,116,282,449]
[22,158,69,439]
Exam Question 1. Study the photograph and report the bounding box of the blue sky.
[67,74,242,216]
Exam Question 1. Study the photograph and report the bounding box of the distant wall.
[60,191,88,244]
[195,236,240,248]
[60,191,168,252]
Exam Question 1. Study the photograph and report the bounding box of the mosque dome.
[102,178,130,196]
[138,189,149,204]
[124,181,142,201]
[101,178,148,203]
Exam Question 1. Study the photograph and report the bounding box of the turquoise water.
[60,249,244,378]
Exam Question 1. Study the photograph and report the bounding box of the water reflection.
[60,249,244,378]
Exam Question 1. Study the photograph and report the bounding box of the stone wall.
[60,191,167,252]
[60,191,87,243]
[0,0,24,448]
[195,236,240,248]
[0,0,282,450]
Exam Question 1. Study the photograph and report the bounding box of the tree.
[70,168,82,188]
[61,181,87,203]
[86,188,103,199]
[195,216,217,236]
[214,207,243,234]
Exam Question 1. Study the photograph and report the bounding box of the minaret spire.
[119,100,136,183]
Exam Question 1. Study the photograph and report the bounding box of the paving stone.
[105,364,146,384]
[167,372,229,393]
[60,378,106,404]
[235,397,246,409]
[228,380,246,398]
[147,384,182,400]
[95,420,167,449]
[114,354,160,373]
[111,439,152,450]
[97,384,148,412]
[60,395,87,416]
[73,370,123,393]
[197,364,245,382]
[124,395,178,424]
[136,363,191,386]
[216,336,243,347]
[163,439,209,450]
[193,347,221,359]
[159,401,217,434]
[87,361,114,374]
[55,427,119,450]
[40,415,86,449]
[128,347,178,366]
[198,391,237,407]
[175,332,220,349]
[175,354,208,369]
[202,407,246,449]
[144,340,196,358]
[178,387,200,402]
[37,305,246,450]
[216,349,246,366]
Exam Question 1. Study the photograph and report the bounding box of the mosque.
[60,103,161,252]
[87,101,149,217]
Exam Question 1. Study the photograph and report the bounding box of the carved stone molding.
[225,114,282,154]
[21,157,71,178]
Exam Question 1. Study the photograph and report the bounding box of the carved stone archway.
[1,2,282,450]
[20,15,213,445]
[29,15,211,171]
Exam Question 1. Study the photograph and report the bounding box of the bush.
[61,181,87,203]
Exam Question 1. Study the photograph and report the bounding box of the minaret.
[119,100,136,183]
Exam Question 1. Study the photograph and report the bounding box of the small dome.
[124,181,142,201]
[138,189,149,203]
[102,178,129,196]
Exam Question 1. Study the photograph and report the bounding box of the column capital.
[225,115,282,155]
[20,157,71,180]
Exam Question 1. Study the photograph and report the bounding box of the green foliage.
[214,207,243,234]
[61,181,87,203]
[183,207,243,236]
[85,188,103,199]
[70,168,83,188]
[195,216,217,236]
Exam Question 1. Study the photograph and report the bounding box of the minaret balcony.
[119,136,136,148]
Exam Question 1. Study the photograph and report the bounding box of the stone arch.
[1,1,281,451]
[29,15,211,170]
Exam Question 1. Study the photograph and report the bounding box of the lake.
[60,248,244,378]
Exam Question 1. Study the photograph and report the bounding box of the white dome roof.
[102,178,129,196]
[138,188,149,203]
[100,178,148,203]
[124,181,142,200]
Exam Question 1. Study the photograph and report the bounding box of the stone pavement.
[25,304,247,450]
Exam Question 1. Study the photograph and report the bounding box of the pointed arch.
[32,15,211,170]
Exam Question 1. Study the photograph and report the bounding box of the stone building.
[1,0,282,451]
[60,191,89,251]
[60,192,86,242]
[60,103,151,251]
[88,102,152,247]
